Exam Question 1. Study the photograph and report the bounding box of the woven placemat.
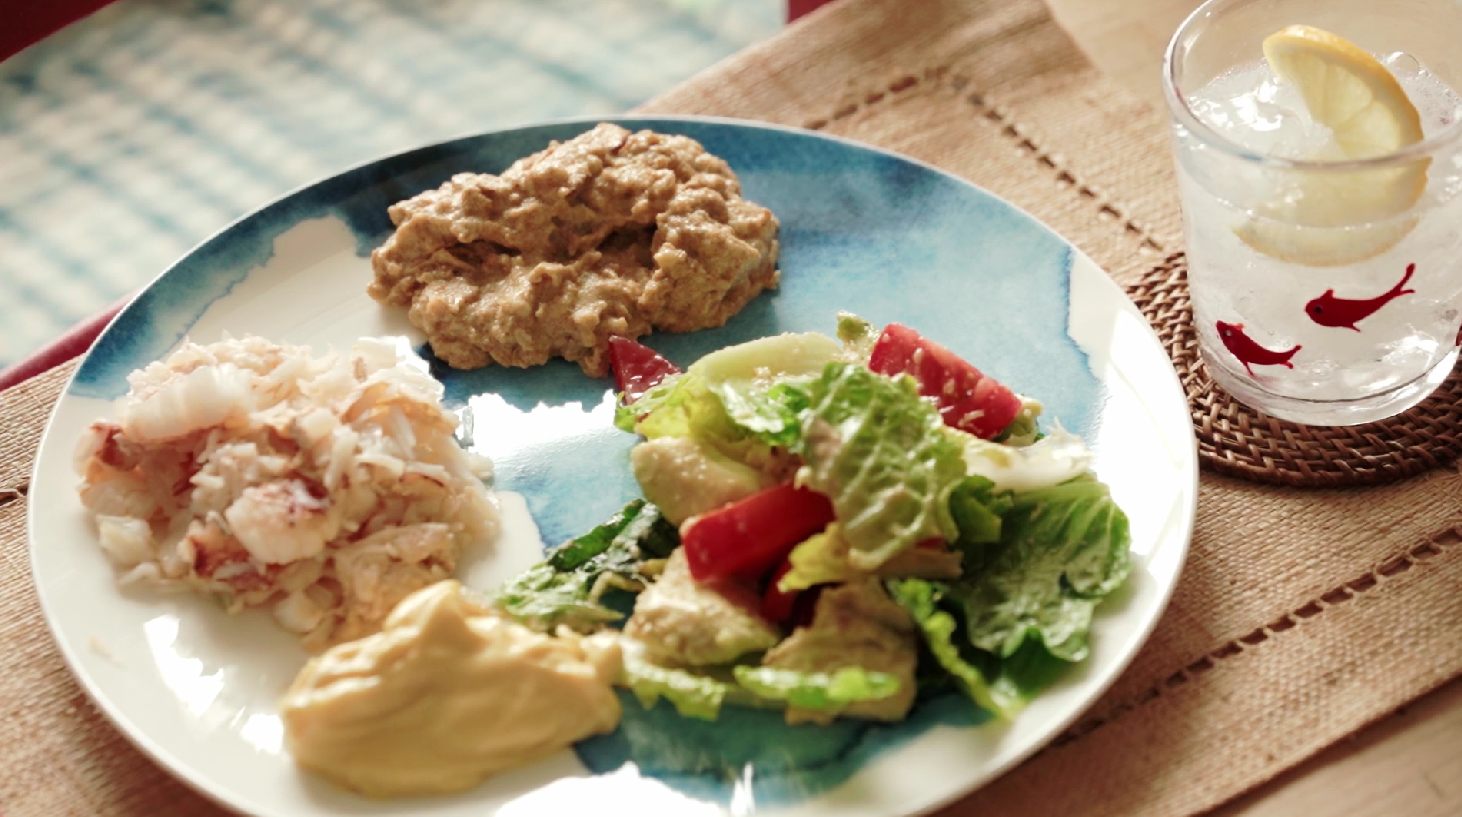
[1128,253,1462,487]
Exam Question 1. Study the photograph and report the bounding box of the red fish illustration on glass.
[1217,321,1302,376]
[1305,263,1416,332]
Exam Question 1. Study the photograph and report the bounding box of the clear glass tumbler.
[1164,0,1462,426]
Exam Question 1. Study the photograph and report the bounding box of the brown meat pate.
[368,123,780,377]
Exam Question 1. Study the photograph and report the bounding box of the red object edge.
[787,0,835,21]
[0,0,119,62]
[0,0,124,388]
[0,295,131,391]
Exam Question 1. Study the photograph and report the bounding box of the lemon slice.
[1235,214,1418,267]
[1263,25,1424,159]
[1233,25,1429,266]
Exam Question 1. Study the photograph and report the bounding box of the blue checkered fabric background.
[0,0,783,368]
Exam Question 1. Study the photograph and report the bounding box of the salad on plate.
[494,312,1132,728]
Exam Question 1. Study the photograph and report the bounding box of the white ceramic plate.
[28,116,1196,817]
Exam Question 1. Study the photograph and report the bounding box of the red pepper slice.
[867,323,1022,440]
[681,482,835,584]
[608,336,681,403]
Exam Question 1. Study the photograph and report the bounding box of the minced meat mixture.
[368,123,781,377]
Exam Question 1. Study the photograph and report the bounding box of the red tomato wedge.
[759,560,800,623]
[867,323,1021,439]
[788,584,823,629]
[681,482,835,584]
[608,336,681,403]
[761,560,825,627]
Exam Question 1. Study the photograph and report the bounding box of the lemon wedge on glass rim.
[1233,25,1430,267]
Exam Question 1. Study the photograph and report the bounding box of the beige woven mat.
[4,0,1462,815]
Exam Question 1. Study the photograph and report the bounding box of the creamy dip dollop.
[280,579,623,798]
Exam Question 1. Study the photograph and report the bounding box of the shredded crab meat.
[74,336,500,650]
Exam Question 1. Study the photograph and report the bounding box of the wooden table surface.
[1043,0,1462,813]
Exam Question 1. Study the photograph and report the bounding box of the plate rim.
[26,113,1199,817]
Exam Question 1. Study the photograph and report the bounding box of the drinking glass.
[1164,0,1462,425]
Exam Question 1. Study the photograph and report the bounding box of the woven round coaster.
[1127,254,1462,488]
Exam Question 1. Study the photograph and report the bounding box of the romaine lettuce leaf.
[994,638,1076,703]
[489,562,626,631]
[993,396,1044,447]
[548,499,677,570]
[618,331,839,444]
[885,577,1021,718]
[948,474,1132,661]
[614,372,717,438]
[731,666,901,712]
[778,522,964,592]
[493,500,676,631]
[617,368,811,462]
[620,656,900,722]
[947,475,1013,564]
[793,363,966,569]
[620,651,733,721]
[778,524,849,592]
[616,372,785,482]
[706,380,809,448]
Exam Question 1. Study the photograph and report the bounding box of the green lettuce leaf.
[885,577,1021,718]
[493,500,676,631]
[793,362,966,569]
[993,396,1044,446]
[488,563,626,630]
[621,659,900,722]
[834,311,878,358]
[620,652,733,721]
[994,638,1075,703]
[706,380,809,448]
[778,524,850,592]
[947,474,1013,563]
[615,370,810,474]
[948,474,1132,662]
[616,331,839,449]
[779,523,966,593]
[614,372,717,438]
[548,498,677,571]
[731,666,901,712]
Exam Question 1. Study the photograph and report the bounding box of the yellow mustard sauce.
[280,579,622,798]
